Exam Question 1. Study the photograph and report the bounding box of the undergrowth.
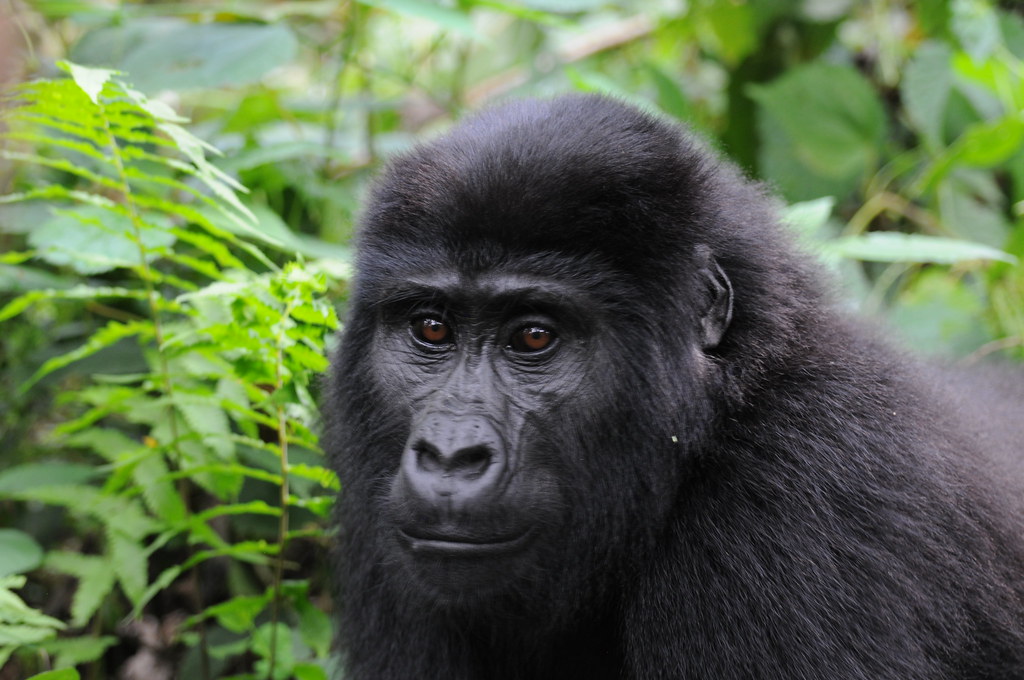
[0,62,342,680]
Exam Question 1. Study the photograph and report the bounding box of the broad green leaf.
[755,108,855,201]
[749,63,886,181]
[956,117,1024,167]
[294,664,329,680]
[253,622,295,678]
[827,232,1016,264]
[889,269,992,355]
[0,263,74,293]
[902,42,953,148]
[506,0,603,10]
[701,1,756,65]
[359,0,477,38]
[29,206,175,275]
[1001,10,1024,61]
[781,197,835,240]
[951,0,1000,62]
[0,463,96,492]
[291,585,332,658]
[25,670,81,680]
[644,62,694,123]
[939,174,1013,246]
[73,20,299,93]
[0,531,43,577]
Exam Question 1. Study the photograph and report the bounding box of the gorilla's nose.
[400,415,506,502]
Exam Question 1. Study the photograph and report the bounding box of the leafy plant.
[0,62,340,678]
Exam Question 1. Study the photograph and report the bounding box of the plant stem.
[268,296,297,679]
[98,95,211,680]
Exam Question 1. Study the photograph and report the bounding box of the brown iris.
[510,326,555,353]
[412,317,451,345]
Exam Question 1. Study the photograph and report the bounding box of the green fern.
[0,62,339,678]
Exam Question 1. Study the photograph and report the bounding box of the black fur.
[325,94,1024,679]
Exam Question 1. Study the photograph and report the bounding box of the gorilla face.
[355,236,732,605]
[375,270,585,597]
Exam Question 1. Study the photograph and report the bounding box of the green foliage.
[0,63,339,678]
[0,576,66,668]
[3,0,1024,677]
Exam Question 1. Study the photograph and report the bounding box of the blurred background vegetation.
[1,0,1023,678]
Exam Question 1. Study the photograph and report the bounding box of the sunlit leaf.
[827,232,1016,264]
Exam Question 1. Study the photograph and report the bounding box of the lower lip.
[399,530,533,557]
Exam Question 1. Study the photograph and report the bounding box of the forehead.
[363,248,613,309]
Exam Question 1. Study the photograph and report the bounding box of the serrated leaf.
[43,552,117,627]
[22,320,153,392]
[174,394,234,460]
[290,303,335,327]
[65,427,140,462]
[288,464,340,490]
[108,529,147,606]
[59,61,119,105]
[132,452,188,525]
[9,485,160,540]
[0,285,158,323]
[285,343,329,372]
[0,575,65,636]
[204,594,270,633]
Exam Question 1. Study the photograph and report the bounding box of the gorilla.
[325,94,1024,679]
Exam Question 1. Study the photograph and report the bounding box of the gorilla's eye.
[510,326,556,353]
[411,317,452,346]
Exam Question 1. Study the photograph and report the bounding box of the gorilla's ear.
[693,245,733,350]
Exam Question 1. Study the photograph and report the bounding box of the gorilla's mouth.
[398,528,533,557]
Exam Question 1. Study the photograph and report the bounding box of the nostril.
[412,440,492,479]
[412,440,444,474]
[453,445,491,478]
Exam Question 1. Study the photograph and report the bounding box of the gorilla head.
[327,95,1024,679]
